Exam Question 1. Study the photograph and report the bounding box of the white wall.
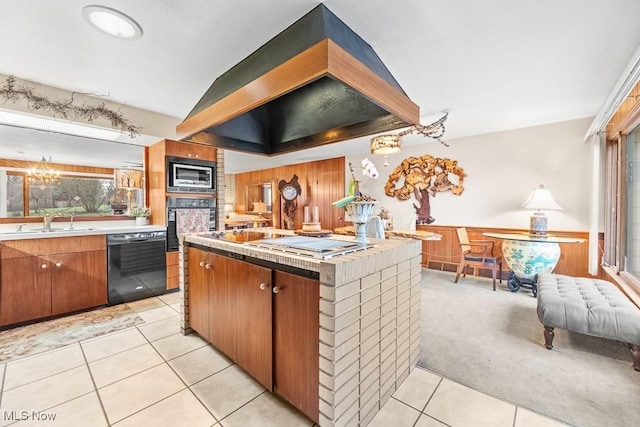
[349,117,594,231]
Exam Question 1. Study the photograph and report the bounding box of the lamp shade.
[114,169,144,189]
[521,185,563,211]
[370,134,401,155]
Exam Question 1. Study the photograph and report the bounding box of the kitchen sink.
[37,227,99,232]
[1,227,99,235]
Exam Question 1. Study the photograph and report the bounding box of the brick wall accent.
[318,241,422,426]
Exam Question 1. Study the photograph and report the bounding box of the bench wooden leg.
[629,344,640,372]
[543,326,554,350]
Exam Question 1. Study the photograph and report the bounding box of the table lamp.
[521,184,563,236]
[114,169,144,216]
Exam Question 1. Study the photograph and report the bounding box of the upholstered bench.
[536,273,640,371]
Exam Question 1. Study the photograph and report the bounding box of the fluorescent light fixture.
[0,110,122,140]
[82,5,143,40]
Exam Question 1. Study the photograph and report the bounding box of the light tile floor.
[0,292,568,427]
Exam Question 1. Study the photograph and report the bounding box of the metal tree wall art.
[384,154,466,224]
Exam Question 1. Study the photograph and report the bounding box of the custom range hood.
[176,4,419,155]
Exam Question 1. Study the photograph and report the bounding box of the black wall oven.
[167,197,216,252]
[166,156,216,194]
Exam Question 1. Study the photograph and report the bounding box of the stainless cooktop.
[245,235,371,260]
[206,230,372,259]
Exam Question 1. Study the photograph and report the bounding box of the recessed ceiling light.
[82,5,143,40]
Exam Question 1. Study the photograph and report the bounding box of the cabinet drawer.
[1,235,106,259]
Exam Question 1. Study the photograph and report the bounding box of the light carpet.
[0,303,144,363]
[418,269,640,427]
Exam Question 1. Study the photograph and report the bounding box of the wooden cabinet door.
[187,247,210,340]
[208,254,236,360]
[0,257,51,326]
[166,140,217,161]
[234,260,273,389]
[273,271,320,422]
[166,252,180,290]
[50,250,107,316]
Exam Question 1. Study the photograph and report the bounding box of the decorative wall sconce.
[114,169,144,216]
[521,184,563,236]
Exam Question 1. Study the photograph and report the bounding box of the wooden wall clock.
[278,174,301,230]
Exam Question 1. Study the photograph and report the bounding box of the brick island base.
[179,234,422,427]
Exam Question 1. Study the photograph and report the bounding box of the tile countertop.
[184,230,422,278]
[0,221,166,241]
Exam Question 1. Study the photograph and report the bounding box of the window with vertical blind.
[624,128,640,283]
[604,129,640,294]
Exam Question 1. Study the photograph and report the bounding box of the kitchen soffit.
[176,4,419,156]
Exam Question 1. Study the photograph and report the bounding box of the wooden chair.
[454,227,503,291]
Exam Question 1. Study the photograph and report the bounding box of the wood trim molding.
[326,40,419,125]
[604,266,640,308]
[0,158,113,175]
[176,39,420,140]
[606,79,640,139]
[177,40,330,139]
[418,224,606,281]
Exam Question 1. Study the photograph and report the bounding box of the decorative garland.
[0,76,140,138]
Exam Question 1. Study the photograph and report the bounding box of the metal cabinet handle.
[259,283,268,290]
[55,262,62,267]
[272,286,280,294]
[40,263,47,269]
[199,261,206,267]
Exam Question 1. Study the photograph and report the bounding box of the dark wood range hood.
[176,4,420,156]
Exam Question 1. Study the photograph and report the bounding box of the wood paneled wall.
[0,158,113,175]
[234,157,347,231]
[418,224,607,281]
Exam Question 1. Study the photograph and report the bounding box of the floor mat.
[0,304,144,363]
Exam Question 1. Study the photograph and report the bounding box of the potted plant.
[131,206,151,225]
[333,158,379,242]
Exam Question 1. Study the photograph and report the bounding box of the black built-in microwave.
[166,156,216,193]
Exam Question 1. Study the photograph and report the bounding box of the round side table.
[483,232,585,296]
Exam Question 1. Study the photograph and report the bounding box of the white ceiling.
[1,0,640,173]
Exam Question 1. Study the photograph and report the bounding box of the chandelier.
[114,169,144,216]
[370,111,449,166]
[27,155,61,186]
[370,135,401,167]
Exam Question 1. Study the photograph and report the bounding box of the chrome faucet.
[69,213,76,230]
[15,224,26,232]
[43,212,63,231]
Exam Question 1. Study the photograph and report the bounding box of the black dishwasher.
[107,230,168,305]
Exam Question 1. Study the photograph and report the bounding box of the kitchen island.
[180,231,422,427]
